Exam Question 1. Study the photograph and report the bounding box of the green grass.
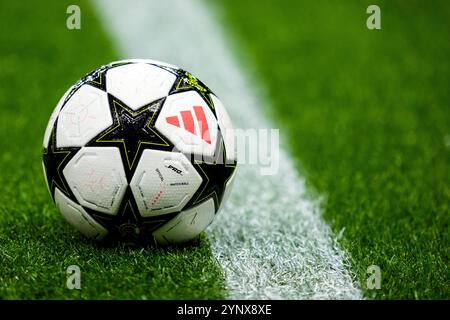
[0,0,225,299]
[214,0,450,298]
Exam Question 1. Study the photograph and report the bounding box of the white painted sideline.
[93,0,362,299]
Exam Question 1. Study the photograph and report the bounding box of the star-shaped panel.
[42,125,80,202]
[85,187,178,245]
[87,94,173,180]
[82,64,110,91]
[169,70,216,116]
[187,140,237,212]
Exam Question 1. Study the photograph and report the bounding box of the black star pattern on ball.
[169,70,216,116]
[42,125,80,201]
[81,64,109,92]
[187,141,237,212]
[85,188,178,245]
[87,94,173,180]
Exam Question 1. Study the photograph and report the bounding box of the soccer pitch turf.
[213,0,450,298]
[0,0,449,299]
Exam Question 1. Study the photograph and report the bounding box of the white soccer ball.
[42,59,237,245]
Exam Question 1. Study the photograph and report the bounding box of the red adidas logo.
[165,106,211,144]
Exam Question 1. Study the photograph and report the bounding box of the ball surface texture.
[42,59,237,245]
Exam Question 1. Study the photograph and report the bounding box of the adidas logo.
[165,106,211,144]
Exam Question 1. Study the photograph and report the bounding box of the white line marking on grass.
[94,0,362,299]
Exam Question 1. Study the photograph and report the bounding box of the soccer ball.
[42,59,237,245]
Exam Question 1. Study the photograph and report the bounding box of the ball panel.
[44,60,237,244]
[211,94,237,162]
[63,147,127,215]
[43,86,72,148]
[155,91,219,157]
[130,149,202,217]
[56,85,112,148]
[106,63,176,111]
[153,198,215,245]
[54,187,108,240]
